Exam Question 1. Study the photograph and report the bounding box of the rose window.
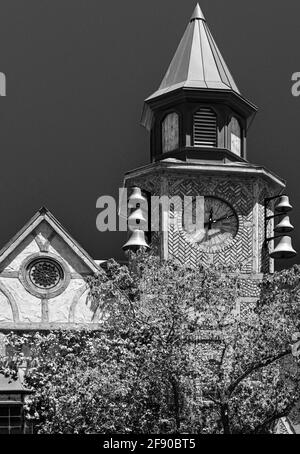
[28,259,64,289]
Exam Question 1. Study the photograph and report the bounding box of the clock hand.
[208,208,214,230]
[204,213,233,227]
[212,214,235,224]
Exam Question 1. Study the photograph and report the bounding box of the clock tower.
[123,4,287,300]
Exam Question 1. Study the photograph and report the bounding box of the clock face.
[183,196,238,252]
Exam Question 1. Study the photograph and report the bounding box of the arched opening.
[229,116,242,156]
[162,112,179,153]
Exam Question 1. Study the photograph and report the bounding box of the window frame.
[192,106,218,148]
[0,401,24,434]
[161,111,180,154]
[228,115,243,157]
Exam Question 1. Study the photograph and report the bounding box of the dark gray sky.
[0,0,299,270]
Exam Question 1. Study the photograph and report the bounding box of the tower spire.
[190,3,205,22]
[144,3,240,103]
[141,4,257,132]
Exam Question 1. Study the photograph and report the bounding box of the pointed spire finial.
[190,3,205,22]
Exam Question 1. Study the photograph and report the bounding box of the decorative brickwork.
[125,170,278,276]
[239,277,262,299]
[167,176,255,271]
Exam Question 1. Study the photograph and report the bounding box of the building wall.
[0,220,99,331]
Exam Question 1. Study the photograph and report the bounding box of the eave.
[124,160,286,191]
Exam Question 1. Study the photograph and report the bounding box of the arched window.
[229,117,242,156]
[162,112,179,153]
[193,108,217,147]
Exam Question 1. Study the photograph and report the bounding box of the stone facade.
[124,161,285,298]
[0,207,102,332]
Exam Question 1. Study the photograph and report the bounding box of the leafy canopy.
[1,255,300,434]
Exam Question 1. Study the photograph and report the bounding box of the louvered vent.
[193,108,217,147]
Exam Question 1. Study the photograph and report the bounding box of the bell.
[274,216,294,234]
[270,236,297,259]
[275,196,293,213]
[128,208,148,229]
[128,187,147,209]
[122,230,150,251]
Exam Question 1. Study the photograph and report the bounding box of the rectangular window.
[162,112,179,153]
[193,108,217,147]
[0,403,23,434]
[230,117,242,156]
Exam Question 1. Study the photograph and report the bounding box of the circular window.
[19,253,70,298]
[28,258,64,290]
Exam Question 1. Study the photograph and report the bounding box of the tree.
[87,256,300,434]
[1,255,300,434]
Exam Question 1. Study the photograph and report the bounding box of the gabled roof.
[0,207,100,274]
[146,3,240,101]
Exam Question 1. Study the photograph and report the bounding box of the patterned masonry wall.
[239,277,262,299]
[0,218,102,331]
[167,176,256,272]
[126,170,276,283]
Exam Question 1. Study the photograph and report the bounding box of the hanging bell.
[122,230,150,251]
[270,236,297,259]
[274,216,294,234]
[128,208,148,230]
[275,196,293,213]
[128,187,147,209]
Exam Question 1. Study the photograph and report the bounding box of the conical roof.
[146,3,240,101]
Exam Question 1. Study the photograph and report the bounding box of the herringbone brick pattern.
[167,177,254,271]
[126,171,274,274]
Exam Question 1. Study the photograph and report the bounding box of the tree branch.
[254,411,291,434]
[227,349,291,397]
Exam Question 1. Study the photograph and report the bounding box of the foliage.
[1,255,300,434]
